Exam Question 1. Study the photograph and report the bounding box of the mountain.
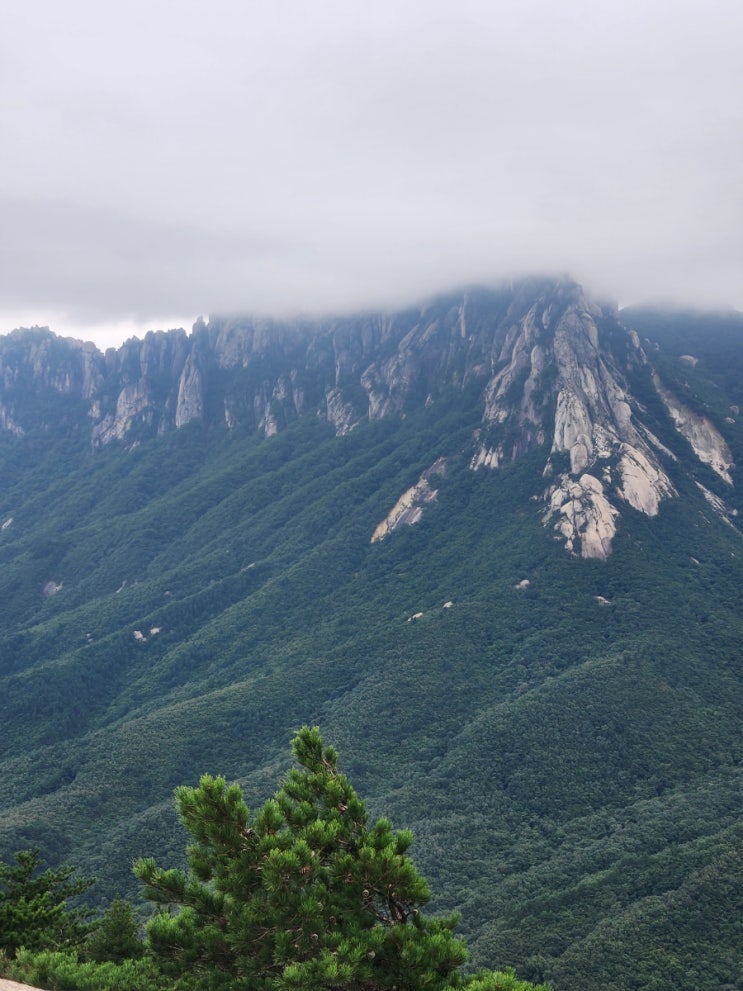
[1,279,742,991]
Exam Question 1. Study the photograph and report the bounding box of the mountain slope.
[1,280,742,991]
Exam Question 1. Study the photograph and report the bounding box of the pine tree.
[135,726,469,991]
[84,897,145,963]
[0,848,93,958]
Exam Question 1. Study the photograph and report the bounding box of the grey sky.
[2,0,742,348]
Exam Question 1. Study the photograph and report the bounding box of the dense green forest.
[1,729,546,991]
[1,306,742,990]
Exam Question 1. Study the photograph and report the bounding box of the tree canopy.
[135,726,545,991]
[0,848,93,958]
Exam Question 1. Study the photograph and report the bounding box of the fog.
[2,0,742,348]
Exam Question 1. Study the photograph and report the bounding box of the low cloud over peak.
[2,1,742,347]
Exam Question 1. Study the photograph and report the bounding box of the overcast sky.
[2,0,742,349]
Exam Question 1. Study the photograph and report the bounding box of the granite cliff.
[0,279,736,558]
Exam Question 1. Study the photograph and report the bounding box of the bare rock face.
[0,327,106,435]
[91,382,154,445]
[371,458,448,542]
[545,473,619,560]
[325,387,358,435]
[89,330,192,446]
[0,406,23,436]
[617,445,675,517]
[0,979,49,991]
[652,372,733,484]
[175,352,205,428]
[353,281,674,558]
[470,283,679,558]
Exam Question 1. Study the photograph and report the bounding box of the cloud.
[0,196,299,317]
[2,0,742,346]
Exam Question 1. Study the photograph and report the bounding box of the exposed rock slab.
[371,458,447,542]
[0,982,46,991]
[652,372,733,484]
[472,282,678,556]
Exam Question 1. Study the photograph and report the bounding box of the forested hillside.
[1,286,742,991]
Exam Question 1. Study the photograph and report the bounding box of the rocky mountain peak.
[439,281,678,558]
[0,278,736,559]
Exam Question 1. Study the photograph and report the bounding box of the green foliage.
[464,970,550,991]
[135,726,473,991]
[6,948,166,991]
[84,897,145,963]
[0,848,93,958]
